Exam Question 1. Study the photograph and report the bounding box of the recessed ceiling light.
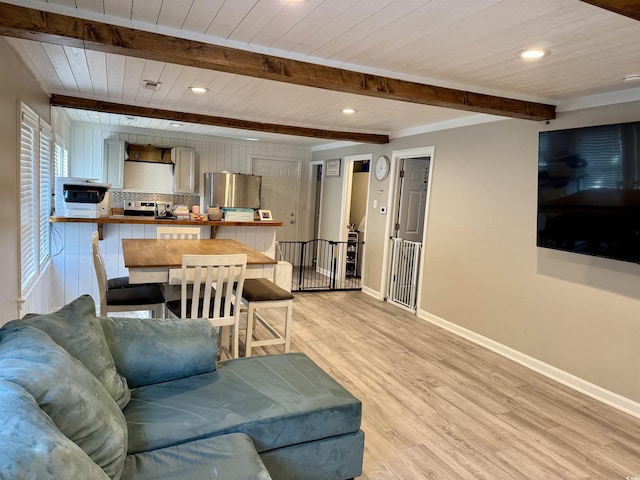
[516,49,550,60]
[189,86,209,94]
[170,123,182,127]
[88,114,101,119]
[623,74,640,82]
[244,137,259,141]
[342,108,357,114]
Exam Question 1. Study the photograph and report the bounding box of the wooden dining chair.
[165,254,247,359]
[156,226,201,239]
[91,232,165,317]
[157,226,202,286]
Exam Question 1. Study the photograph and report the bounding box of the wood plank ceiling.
[2,0,640,147]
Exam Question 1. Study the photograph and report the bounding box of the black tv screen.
[537,121,640,264]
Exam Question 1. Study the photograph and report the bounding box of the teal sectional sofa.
[0,295,364,479]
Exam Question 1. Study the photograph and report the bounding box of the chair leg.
[284,300,292,353]
[232,322,239,360]
[219,325,230,358]
[245,302,256,358]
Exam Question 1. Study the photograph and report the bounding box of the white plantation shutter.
[54,141,69,177]
[20,105,39,293]
[19,103,52,296]
[39,122,52,267]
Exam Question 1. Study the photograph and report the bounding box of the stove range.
[124,200,156,216]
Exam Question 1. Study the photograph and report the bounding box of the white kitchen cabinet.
[103,139,125,189]
[172,147,196,194]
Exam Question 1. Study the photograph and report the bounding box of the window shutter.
[54,141,69,177]
[20,105,39,293]
[39,121,52,267]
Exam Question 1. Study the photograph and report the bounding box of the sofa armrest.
[98,317,217,388]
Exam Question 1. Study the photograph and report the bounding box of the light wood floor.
[253,291,640,480]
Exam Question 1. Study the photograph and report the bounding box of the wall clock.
[374,155,390,181]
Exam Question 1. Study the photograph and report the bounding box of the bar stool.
[241,278,294,357]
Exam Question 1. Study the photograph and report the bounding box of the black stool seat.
[242,278,294,302]
[241,278,294,357]
[106,285,164,307]
[107,276,160,290]
[107,276,132,290]
[165,298,235,319]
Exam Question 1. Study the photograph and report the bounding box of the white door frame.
[309,159,324,242]
[381,146,436,312]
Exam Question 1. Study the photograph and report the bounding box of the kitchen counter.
[50,215,282,239]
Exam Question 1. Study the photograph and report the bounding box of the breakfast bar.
[49,215,284,308]
[50,215,282,240]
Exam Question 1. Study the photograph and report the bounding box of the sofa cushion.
[14,294,131,408]
[0,325,128,479]
[124,353,361,455]
[99,316,218,388]
[122,433,271,480]
[0,379,110,480]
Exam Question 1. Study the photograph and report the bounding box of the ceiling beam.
[0,3,556,122]
[579,0,640,21]
[50,95,390,144]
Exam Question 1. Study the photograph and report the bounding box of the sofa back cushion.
[99,316,218,388]
[0,379,111,480]
[14,294,130,408]
[0,325,127,479]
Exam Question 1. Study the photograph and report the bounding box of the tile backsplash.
[111,191,199,210]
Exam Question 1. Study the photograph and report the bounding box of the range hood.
[125,143,173,164]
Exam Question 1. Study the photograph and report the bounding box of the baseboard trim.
[361,286,382,300]
[418,308,640,420]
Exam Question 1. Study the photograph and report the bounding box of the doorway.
[277,156,370,292]
[386,147,434,313]
[340,154,372,283]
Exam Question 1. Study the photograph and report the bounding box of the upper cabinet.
[172,147,196,194]
[102,141,196,194]
[103,139,125,189]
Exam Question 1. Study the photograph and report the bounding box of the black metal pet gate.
[277,239,364,292]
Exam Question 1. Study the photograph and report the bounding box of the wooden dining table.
[122,238,277,284]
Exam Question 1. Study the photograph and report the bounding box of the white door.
[395,157,430,241]
[252,157,300,241]
[388,156,431,312]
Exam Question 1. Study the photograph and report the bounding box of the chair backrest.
[90,231,108,315]
[158,226,203,284]
[179,254,247,327]
[157,226,201,239]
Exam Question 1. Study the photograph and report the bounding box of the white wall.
[313,104,640,407]
[0,38,51,325]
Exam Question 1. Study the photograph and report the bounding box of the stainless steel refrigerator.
[203,172,262,209]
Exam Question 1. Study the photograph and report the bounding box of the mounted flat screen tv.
[537,121,640,264]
